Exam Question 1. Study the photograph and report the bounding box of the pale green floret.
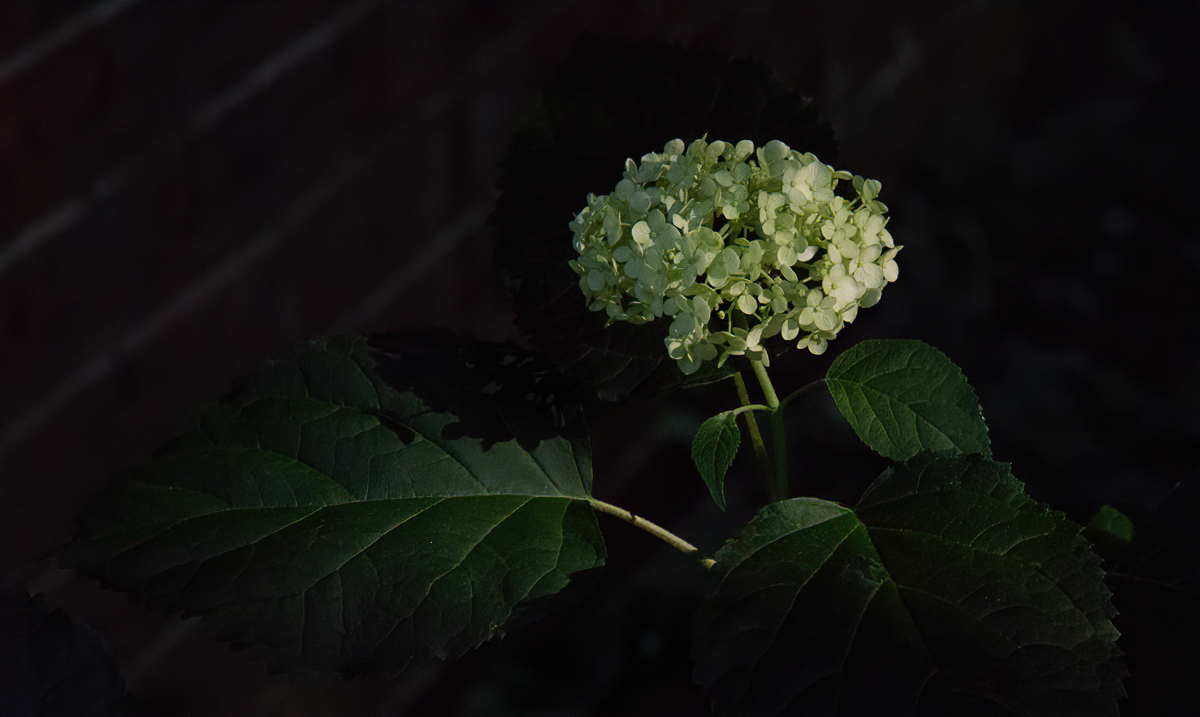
[569,137,900,374]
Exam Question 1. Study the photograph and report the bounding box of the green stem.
[779,378,826,411]
[750,358,780,409]
[728,403,771,418]
[766,410,788,501]
[750,359,788,502]
[733,371,774,493]
[587,498,716,569]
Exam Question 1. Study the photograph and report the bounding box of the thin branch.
[779,378,827,411]
[587,498,716,569]
[727,403,771,418]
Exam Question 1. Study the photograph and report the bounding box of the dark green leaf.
[692,453,1124,715]
[826,339,991,460]
[691,412,741,511]
[491,35,837,401]
[60,334,605,675]
[0,579,129,716]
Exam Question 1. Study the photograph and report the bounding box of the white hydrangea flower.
[569,137,900,374]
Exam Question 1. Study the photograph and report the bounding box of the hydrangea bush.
[569,137,899,373]
[52,44,1127,714]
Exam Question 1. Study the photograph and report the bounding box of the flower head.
[569,138,900,374]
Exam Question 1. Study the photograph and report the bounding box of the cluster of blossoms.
[568,137,900,374]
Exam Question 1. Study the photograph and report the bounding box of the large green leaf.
[826,339,991,460]
[692,453,1124,715]
[60,334,605,675]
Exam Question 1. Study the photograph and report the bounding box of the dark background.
[1,2,1196,714]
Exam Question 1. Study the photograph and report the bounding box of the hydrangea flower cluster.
[569,137,900,374]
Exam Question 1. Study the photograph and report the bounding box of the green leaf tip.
[59,332,606,676]
[825,338,991,461]
[691,412,741,511]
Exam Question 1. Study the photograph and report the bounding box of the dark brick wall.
[1,1,561,562]
[1,2,1195,713]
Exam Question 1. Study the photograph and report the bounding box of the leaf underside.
[826,339,991,461]
[60,334,605,675]
[692,453,1125,716]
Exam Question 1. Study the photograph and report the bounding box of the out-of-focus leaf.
[0,579,128,716]
[367,329,586,452]
[60,334,605,676]
[1086,504,1135,545]
[692,453,1124,715]
[1100,482,1199,716]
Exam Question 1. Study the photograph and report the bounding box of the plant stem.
[733,371,774,492]
[750,359,788,502]
[728,403,771,418]
[587,498,716,569]
[766,410,788,501]
[779,378,826,411]
[750,358,780,410]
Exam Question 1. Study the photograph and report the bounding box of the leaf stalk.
[587,498,716,569]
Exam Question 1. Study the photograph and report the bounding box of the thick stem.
[750,358,780,409]
[733,371,773,492]
[766,409,788,501]
[750,359,788,502]
[587,498,716,569]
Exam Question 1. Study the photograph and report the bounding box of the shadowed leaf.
[692,453,1124,715]
[60,334,605,676]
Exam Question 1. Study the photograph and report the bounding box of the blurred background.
[1,1,1196,714]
